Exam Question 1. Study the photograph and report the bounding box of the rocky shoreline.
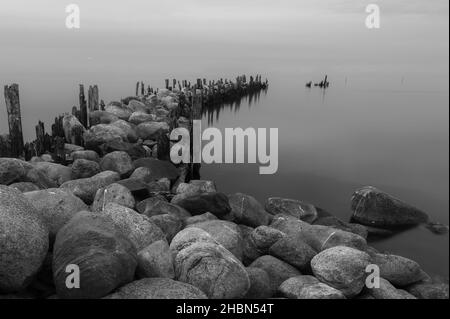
[0,80,448,299]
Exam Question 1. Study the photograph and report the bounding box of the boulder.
[136,195,168,213]
[250,226,286,254]
[53,212,137,298]
[407,282,449,299]
[269,236,316,271]
[106,278,207,299]
[9,182,40,192]
[100,151,134,177]
[265,198,319,223]
[279,276,346,299]
[24,188,88,240]
[32,162,72,186]
[129,112,157,125]
[249,255,302,292]
[176,192,231,218]
[84,124,127,150]
[100,203,166,251]
[313,216,369,239]
[244,267,273,299]
[0,186,49,292]
[372,253,427,287]
[89,111,119,126]
[60,171,120,204]
[71,159,100,179]
[71,150,100,163]
[110,120,138,143]
[92,183,135,212]
[128,100,149,113]
[184,213,218,226]
[133,158,179,182]
[311,246,371,297]
[170,227,218,258]
[175,242,250,299]
[137,240,174,279]
[149,214,183,243]
[187,220,244,261]
[105,103,132,120]
[351,186,429,228]
[227,193,271,228]
[136,122,170,140]
[366,278,417,299]
[62,114,85,144]
[130,167,153,182]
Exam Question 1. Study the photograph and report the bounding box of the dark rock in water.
[143,199,191,220]
[106,278,207,299]
[227,193,271,228]
[175,242,250,299]
[250,226,286,254]
[351,186,429,228]
[89,111,119,126]
[425,222,449,235]
[0,186,49,292]
[136,122,170,140]
[84,124,128,151]
[170,228,218,258]
[71,150,100,163]
[176,192,231,218]
[265,198,319,223]
[71,159,100,179]
[99,140,147,160]
[100,151,134,177]
[366,278,416,299]
[406,282,449,299]
[0,158,56,188]
[149,214,183,243]
[184,212,218,226]
[364,225,397,238]
[269,236,317,271]
[313,216,368,239]
[311,246,371,298]
[133,158,179,182]
[33,162,72,186]
[244,267,273,299]
[100,203,166,251]
[9,182,40,192]
[270,214,309,235]
[111,120,138,143]
[92,183,135,212]
[279,276,346,299]
[371,253,427,287]
[24,188,89,241]
[53,212,137,299]
[137,240,174,279]
[186,220,245,261]
[60,171,120,204]
[249,255,302,292]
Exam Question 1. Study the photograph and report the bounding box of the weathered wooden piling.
[4,84,24,158]
[79,85,88,128]
[88,85,99,112]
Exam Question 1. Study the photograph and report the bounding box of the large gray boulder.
[265,198,319,223]
[133,158,179,182]
[137,240,174,279]
[0,186,49,292]
[0,158,56,188]
[71,150,100,163]
[24,188,88,240]
[311,246,371,298]
[32,162,73,186]
[279,276,346,299]
[100,203,166,251]
[9,182,40,193]
[269,235,316,271]
[53,212,137,299]
[106,278,207,299]
[92,183,135,212]
[176,193,231,218]
[63,114,85,144]
[227,193,270,227]
[60,171,120,204]
[111,120,138,143]
[140,199,191,220]
[136,122,170,140]
[351,186,429,228]
[100,151,134,177]
[89,111,119,126]
[71,159,100,179]
[128,112,157,125]
[170,227,218,257]
[84,124,127,150]
[244,267,273,299]
[149,214,183,243]
[366,278,417,299]
[105,103,132,120]
[175,242,250,299]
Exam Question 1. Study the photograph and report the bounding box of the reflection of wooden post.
[4,84,24,158]
[79,85,88,128]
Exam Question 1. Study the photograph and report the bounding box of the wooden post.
[4,84,24,158]
[165,79,169,90]
[141,81,145,96]
[0,134,11,158]
[79,85,88,128]
[136,82,140,96]
[35,121,45,156]
[88,85,99,112]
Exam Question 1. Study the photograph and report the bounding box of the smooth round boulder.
[366,278,417,299]
[269,235,317,271]
[111,120,138,143]
[133,158,179,182]
[106,278,207,299]
[149,214,183,243]
[100,151,134,177]
[0,158,56,188]
[136,122,170,140]
[32,162,72,186]
[244,267,273,299]
[0,186,49,292]
[175,242,250,299]
[53,211,137,299]
[228,193,271,228]
[311,246,371,298]
[105,103,132,120]
[137,240,175,279]
[184,213,218,226]
[142,199,191,220]
[265,198,318,223]
[9,182,40,193]
[71,159,101,179]
[84,124,127,150]
[176,192,231,218]
[128,112,156,125]
[92,183,135,212]
[250,226,286,254]
[170,227,218,258]
[71,150,100,163]
[279,276,346,299]
[24,188,89,240]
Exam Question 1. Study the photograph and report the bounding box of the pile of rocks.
[0,89,448,299]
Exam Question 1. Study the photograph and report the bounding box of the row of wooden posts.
[1,75,268,163]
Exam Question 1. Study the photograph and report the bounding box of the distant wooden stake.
[4,84,24,157]
[79,84,88,128]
